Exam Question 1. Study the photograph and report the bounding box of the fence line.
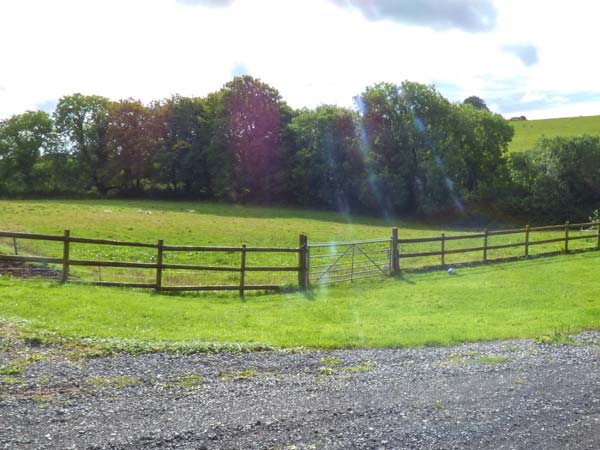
[1,219,599,292]
[0,230,309,296]
[391,220,600,274]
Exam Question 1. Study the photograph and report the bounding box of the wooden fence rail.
[0,230,309,296]
[391,220,600,272]
[1,219,599,292]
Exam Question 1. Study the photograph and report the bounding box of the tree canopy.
[463,95,490,112]
[1,76,596,222]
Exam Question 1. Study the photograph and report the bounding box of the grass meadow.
[509,115,600,152]
[0,251,598,349]
[0,199,596,287]
[0,199,598,349]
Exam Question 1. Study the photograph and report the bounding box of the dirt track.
[1,332,599,450]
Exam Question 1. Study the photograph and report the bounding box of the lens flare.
[410,108,464,213]
[354,94,392,223]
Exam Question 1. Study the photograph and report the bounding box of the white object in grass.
[447,268,455,275]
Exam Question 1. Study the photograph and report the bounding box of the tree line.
[1,76,599,221]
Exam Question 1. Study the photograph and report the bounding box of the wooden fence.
[0,230,309,295]
[307,220,600,285]
[391,220,600,273]
[0,220,598,292]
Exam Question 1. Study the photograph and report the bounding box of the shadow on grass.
[7,198,509,232]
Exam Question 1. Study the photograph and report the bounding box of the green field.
[0,200,597,287]
[1,251,598,349]
[509,115,600,152]
[0,199,410,287]
[0,199,599,349]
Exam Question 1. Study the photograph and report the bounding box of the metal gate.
[308,238,391,285]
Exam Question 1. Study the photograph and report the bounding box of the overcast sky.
[1,0,599,120]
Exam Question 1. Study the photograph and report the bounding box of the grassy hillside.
[0,199,598,349]
[0,199,414,287]
[1,251,598,348]
[509,115,600,152]
[0,199,597,286]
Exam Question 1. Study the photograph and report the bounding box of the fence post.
[156,239,164,292]
[597,221,600,248]
[350,244,355,282]
[12,237,18,255]
[483,229,488,262]
[298,234,308,290]
[240,244,247,297]
[564,221,570,253]
[440,233,445,266]
[61,230,70,283]
[391,227,399,275]
[525,225,530,257]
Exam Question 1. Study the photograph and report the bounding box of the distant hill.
[508,115,600,152]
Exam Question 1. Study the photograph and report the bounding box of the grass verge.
[0,251,598,350]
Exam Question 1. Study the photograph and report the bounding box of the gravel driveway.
[1,331,599,450]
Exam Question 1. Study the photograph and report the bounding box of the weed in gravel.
[176,373,202,389]
[477,355,509,365]
[24,353,47,362]
[32,393,54,402]
[342,361,377,373]
[318,367,336,376]
[439,354,466,367]
[85,376,139,389]
[0,363,23,375]
[434,401,444,410]
[534,330,575,345]
[317,357,344,376]
[318,359,376,377]
[0,352,49,376]
[0,342,14,351]
[1,375,22,385]
[320,357,342,367]
[67,345,111,360]
[219,368,258,381]
[504,345,521,352]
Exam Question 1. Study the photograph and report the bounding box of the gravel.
[1,331,599,450]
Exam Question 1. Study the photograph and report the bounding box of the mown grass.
[0,251,598,349]
[509,115,600,152]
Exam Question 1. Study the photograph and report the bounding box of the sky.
[1,0,600,120]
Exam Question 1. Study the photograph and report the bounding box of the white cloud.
[1,0,600,120]
[328,0,497,32]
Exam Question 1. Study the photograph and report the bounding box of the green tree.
[54,93,111,193]
[0,110,54,192]
[452,103,513,193]
[357,82,513,214]
[508,135,600,220]
[357,82,417,213]
[463,95,490,112]
[209,76,292,203]
[289,105,364,209]
[155,95,212,195]
[106,99,164,192]
[399,81,458,212]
